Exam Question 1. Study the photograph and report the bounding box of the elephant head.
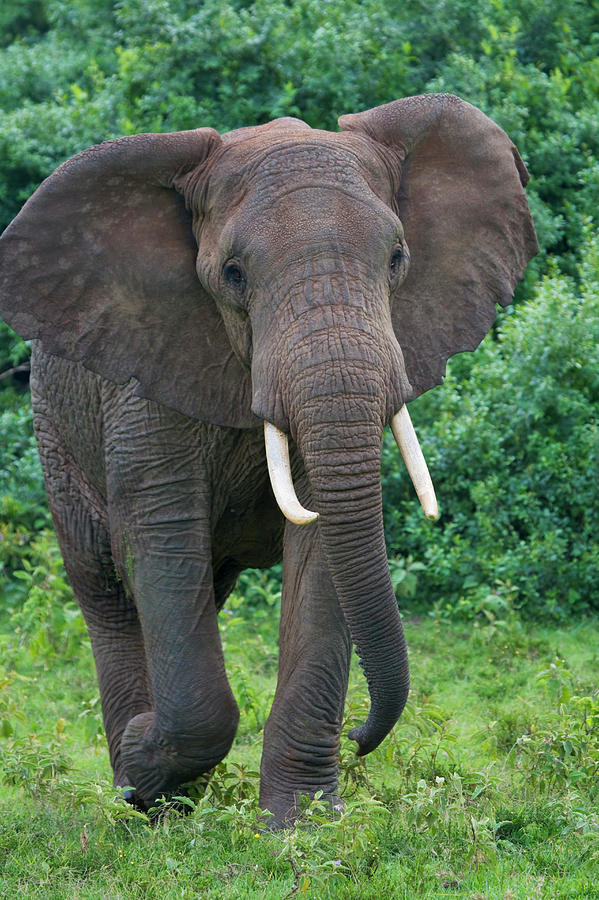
[0,95,537,755]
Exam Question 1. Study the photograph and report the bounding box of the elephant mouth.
[264,405,438,525]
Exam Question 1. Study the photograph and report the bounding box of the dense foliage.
[384,231,599,617]
[1,0,599,618]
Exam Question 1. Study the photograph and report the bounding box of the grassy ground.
[0,564,598,899]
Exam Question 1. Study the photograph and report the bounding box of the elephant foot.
[113,770,143,809]
[260,788,343,829]
[122,787,138,805]
[121,785,196,822]
[120,710,235,811]
[260,721,343,827]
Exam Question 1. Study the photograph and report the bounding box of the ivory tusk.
[264,421,319,525]
[391,406,439,520]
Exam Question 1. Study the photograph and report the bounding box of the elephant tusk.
[391,406,439,520]
[264,422,319,525]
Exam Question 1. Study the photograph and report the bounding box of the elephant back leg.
[31,403,152,792]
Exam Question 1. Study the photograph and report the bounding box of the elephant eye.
[389,248,404,275]
[223,260,246,290]
[389,245,409,286]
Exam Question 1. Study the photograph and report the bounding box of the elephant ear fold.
[0,129,257,428]
[339,94,539,399]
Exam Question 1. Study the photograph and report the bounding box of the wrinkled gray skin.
[0,94,537,825]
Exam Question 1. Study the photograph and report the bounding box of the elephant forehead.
[223,188,399,272]
[246,141,365,187]
[209,133,396,209]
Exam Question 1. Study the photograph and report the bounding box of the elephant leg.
[37,459,152,790]
[103,408,240,808]
[259,512,352,826]
[116,543,239,808]
[63,553,152,792]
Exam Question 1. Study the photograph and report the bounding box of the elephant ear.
[0,129,257,428]
[339,94,539,399]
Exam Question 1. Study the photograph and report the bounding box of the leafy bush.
[512,658,599,795]
[384,229,599,618]
[0,398,47,530]
[0,322,28,373]
[0,387,50,615]
[1,730,72,797]
[4,530,84,657]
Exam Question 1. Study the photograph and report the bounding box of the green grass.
[1,569,598,899]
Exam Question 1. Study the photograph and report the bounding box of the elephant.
[0,94,537,825]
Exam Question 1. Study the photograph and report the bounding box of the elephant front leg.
[104,405,241,809]
[118,545,239,809]
[259,516,351,826]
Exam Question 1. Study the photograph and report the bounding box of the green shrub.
[0,399,47,529]
[2,530,83,657]
[512,659,599,795]
[384,229,599,618]
[0,384,50,615]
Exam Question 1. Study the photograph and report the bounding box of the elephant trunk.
[284,349,410,755]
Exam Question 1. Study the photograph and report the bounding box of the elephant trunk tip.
[348,724,380,757]
[347,677,410,756]
[348,720,395,758]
